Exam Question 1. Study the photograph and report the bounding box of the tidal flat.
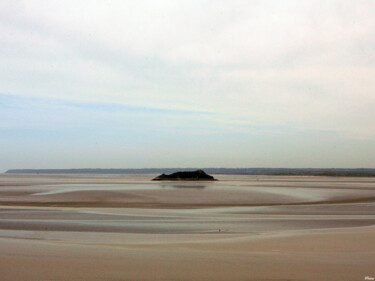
[0,174,374,281]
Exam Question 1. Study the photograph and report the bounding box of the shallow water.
[19,177,374,202]
[1,174,375,240]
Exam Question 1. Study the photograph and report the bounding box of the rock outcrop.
[152,169,217,181]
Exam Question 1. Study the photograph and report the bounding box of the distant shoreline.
[5,168,375,177]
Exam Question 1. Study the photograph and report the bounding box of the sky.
[1,0,375,171]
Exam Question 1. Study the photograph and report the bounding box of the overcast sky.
[1,0,375,170]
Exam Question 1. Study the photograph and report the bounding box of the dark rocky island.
[152,169,217,181]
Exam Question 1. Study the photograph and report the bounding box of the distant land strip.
[5,168,375,177]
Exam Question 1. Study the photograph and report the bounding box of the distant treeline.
[5,168,375,177]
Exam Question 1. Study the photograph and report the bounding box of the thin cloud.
[1,1,375,168]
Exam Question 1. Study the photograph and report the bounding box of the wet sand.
[0,174,375,280]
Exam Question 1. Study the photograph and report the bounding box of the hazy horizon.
[1,1,375,170]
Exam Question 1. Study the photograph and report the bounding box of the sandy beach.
[0,174,375,280]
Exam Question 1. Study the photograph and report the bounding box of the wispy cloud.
[0,93,213,130]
